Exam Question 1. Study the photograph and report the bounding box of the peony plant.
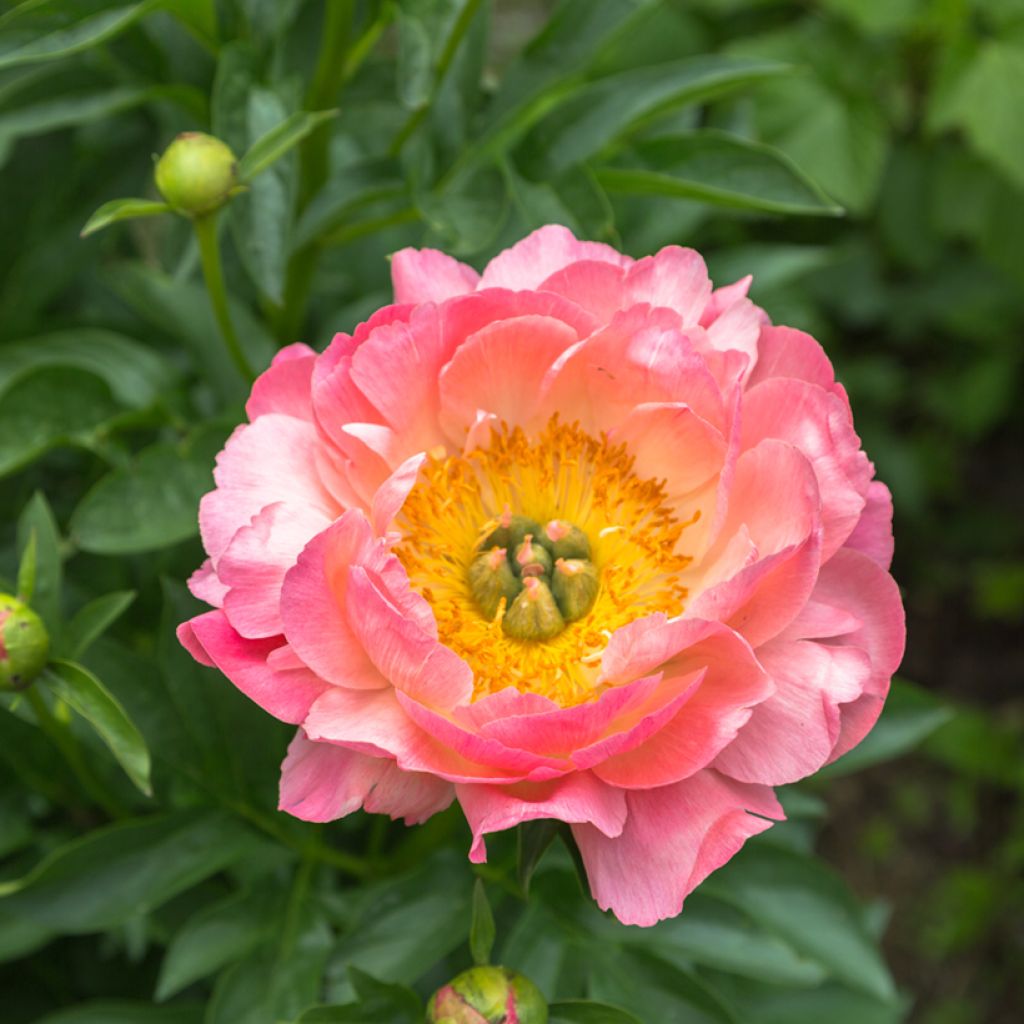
[179,225,904,926]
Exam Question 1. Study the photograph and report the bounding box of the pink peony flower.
[179,225,904,926]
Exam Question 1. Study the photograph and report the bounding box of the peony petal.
[573,770,782,926]
[391,247,480,304]
[179,610,329,724]
[700,275,753,326]
[623,246,713,325]
[246,344,316,422]
[187,559,227,607]
[481,224,631,291]
[279,729,453,824]
[457,772,626,862]
[844,480,894,570]
[372,452,425,535]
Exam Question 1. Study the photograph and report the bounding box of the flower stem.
[193,213,255,382]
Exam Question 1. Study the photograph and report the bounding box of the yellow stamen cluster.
[395,417,696,706]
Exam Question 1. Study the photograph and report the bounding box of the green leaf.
[709,978,906,1024]
[61,591,136,662]
[549,1002,644,1024]
[820,678,953,777]
[0,366,122,479]
[42,659,152,796]
[0,810,263,932]
[703,845,896,1002]
[0,330,169,409]
[528,56,790,176]
[237,109,338,183]
[156,888,278,1001]
[80,198,170,238]
[70,443,213,555]
[15,529,36,603]
[0,3,158,71]
[598,131,843,216]
[34,1003,204,1024]
[15,492,61,633]
[517,819,561,895]
[469,877,496,966]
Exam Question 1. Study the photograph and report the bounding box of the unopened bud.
[513,534,553,578]
[485,510,543,553]
[551,558,600,622]
[427,965,548,1024]
[544,519,591,561]
[502,577,564,641]
[155,132,239,217]
[0,593,49,691]
[468,547,521,621]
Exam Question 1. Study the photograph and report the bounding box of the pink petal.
[748,325,843,401]
[390,247,480,304]
[700,275,753,326]
[573,770,782,926]
[179,610,329,724]
[480,224,631,291]
[279,730,453,824]
[245,344,316,422]
[199,414,338,563]
[536,260,630,322]
[372,452,425,534]
[456,772,627,862]
[438,314,580,440]
[187,559,228,607]
[713,639,871,785]
[623,246,713,326]
[279,512,388,690]
[844,481,895,570]
[219,502,331,638]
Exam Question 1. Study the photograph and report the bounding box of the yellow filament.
[395,417,697,706]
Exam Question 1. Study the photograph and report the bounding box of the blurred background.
[0,1,1021,1022]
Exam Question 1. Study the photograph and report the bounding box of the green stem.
[26,687,124,818]
[193,213,255,382]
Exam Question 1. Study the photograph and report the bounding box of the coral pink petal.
[713,639,871,785]
[279,730,453,824]
[346,565,474,710]
[179,610,329,724]
[537,260,630,322]
[704,297,762,373]
[187,559,227,607]
[480,224,631,290]
[279,512,388,690]
[391,247,480,304]
[844,481,895,570]
[749,325,841,399]
[219,502,331,638]
[624,246,713,325]
[438,314,580,439]
[199,414,338,563]
[700,275,753,326]
[457,772,627,862]
[245,344,316,422]
[372,452,425,534]
[573,770,782,926]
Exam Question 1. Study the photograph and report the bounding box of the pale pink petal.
[457,772,627,862]
[179,610,329,724]
[748,325,843,402]
[372,452,425,535]
[573,770,782,926]
[199,415,338,563]
[279,512,388,690]
[279,730,453,824]
[622,246,713,325]
[700,275,753,326]
[844,481,895,570]
[536,260,630,322]
[391,247,480,304]
[187,559,227,607]
[219,502,331,638]
[438,314,580,440]
[704,298,762,373]
[245,343,316,422]
[713,639,871,785]
[481,224,631,291]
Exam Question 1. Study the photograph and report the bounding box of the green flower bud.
[155,132,239,217]
[0,593,49,691]
[513,534,553,578]
[543,519,591,561]
[427,965,548,1024]
[485,511,543,553]
[468,547,522,621]
[502,577,564,641]
[551,558,600,622]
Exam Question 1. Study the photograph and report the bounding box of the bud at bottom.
[0,594,49,691]
[427,966,548,1024]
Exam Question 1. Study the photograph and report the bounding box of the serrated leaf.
[598,131,843,216]
[469,878,496,966]
[80,198,170,238]
[237,109,338,183]
[42,659,152,795]
[62,591,136,661]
